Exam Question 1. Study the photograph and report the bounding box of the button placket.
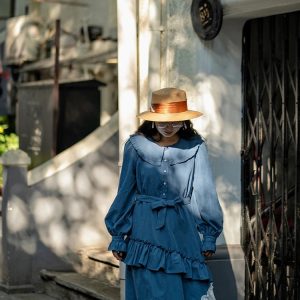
[161,155,168,198]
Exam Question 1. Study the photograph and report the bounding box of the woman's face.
[155,121,183,137]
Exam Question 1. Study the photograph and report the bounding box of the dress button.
[163,182,167,185]
[163,193,166,196]
[163,170,167,173]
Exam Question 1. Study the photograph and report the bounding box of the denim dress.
[105,134,223,300]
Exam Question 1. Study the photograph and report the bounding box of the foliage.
[0,116,19,188]
[0,116,19,155]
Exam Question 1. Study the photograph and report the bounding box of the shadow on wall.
[29,133,119,283]
[1,131,119,285]
[157,5,245,299]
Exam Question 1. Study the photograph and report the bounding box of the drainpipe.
[117,0,139,299]
[52,19,60,156]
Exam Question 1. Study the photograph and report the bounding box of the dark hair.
[136,120,200,141]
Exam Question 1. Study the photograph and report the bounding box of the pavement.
[0,291,55,300]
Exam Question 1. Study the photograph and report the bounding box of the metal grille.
[242,12,300,300]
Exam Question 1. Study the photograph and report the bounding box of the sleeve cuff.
[108,236,127,252]
[202,236,217,253]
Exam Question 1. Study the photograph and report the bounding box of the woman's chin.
[161,132,175,137]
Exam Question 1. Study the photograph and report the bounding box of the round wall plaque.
[191,0,223,40]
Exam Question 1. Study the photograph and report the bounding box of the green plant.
[0,116,19,155]
[0,116,19,187]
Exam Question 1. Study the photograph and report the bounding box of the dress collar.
[129,134,203,166]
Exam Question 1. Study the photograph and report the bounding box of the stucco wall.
[0,118,120,286]
[164,1,245,247]
[134,2,246,296]
[12,0,117,38]
[14,0,30,16]
[136,0,244,245]
[222,0,300,18]
[37,0,117,38]
[152,2,300,298]
[28,133,119,283]
[162,0,300,248]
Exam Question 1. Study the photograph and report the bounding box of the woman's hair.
[136,120,200,141]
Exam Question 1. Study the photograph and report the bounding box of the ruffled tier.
[124,238,212,281]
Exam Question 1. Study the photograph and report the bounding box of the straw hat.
[137,87,203,121]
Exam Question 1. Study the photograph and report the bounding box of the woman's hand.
[112,250,126,261]
[202,251,214,258]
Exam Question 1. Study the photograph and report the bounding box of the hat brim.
[137,110,203,121]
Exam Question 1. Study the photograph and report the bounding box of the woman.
[105,87,223,299]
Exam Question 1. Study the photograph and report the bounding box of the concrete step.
[76,248,119,288]
[0,290,56,300]
[41,270,120,300]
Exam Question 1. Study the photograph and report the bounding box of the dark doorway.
[242,12,300,300]
[18,79,105,168]
[56,80,104,153]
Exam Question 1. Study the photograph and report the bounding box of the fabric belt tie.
[135,194,190,230]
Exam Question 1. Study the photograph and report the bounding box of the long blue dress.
[105,134,223,299]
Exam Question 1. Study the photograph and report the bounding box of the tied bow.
[151,198,186,230]
[135,194,191,230]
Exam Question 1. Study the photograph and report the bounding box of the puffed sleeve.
[104,139,137,253]
[191,142,223,253]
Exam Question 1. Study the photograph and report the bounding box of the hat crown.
[137,87,203,121]
[152,88,187,104]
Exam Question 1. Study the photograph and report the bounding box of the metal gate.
[242,12,300,300]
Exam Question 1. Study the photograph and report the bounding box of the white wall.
[140,0,300,247]
[2,0,117,42]
[0,0,11,18]
[0,0,116,39]
[33,0,117,38]
[222,0,300,18]
[120,0,300,297]
[14,0,30,16]
[140,0,244,244]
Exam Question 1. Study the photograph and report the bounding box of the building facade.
[0,0,299,299]
[118,0,300,299]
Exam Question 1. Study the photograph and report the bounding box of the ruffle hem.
[124,238,212,281]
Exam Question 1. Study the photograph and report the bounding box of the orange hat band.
[151,101,187,114]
